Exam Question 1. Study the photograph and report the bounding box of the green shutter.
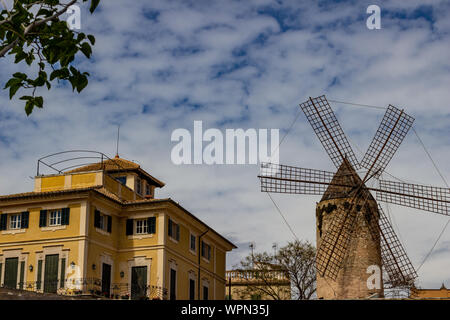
[107,215,112,233]
[0,214,7,230]
[126,219,133,235]
[94,210,101,228]
[19,261,25,289]
[176,224,180,241]
[39,210,47,227]
[21,211,29,229]
[36,260,42,290]
[62,208,70,225]
[60,258,66,288]
[147,217,155,234]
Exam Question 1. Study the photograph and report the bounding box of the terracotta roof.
[0,186,236,250]
[66,157,165,188]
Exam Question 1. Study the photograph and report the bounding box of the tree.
[0,0,100,115]
[277,240,316,300]
[235,240,316,300]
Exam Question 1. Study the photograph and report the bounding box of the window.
[203,286,208,300]
[189,279,195,300]
[145,183,151,196]
[49,210,62,226]
[115,176,127,185]
[94,210,111,233]
[201,241,211,261]
[190,234,196,252]
[9,214,22,229]
[136,219,148,234]
[136,178,142,195]
[170,269,176,300]
[168,219,180,241]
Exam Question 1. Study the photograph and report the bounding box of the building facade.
[225,265,291,300]
[0,156,236,299]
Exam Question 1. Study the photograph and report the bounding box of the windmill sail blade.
[316,206,358,280]
[259,162,356,195]
[375,180,449,216]
[299,95,360,170]
[365,205,417,287]
[360,105,414,179]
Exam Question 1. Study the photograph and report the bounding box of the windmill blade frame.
[364,205,418,287]
[376,179,449,216]
[316,204,359,280]
[360,105,414,180]
[299,95,360,170]
[259,162,354,196]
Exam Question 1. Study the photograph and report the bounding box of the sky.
[1,0,449,290]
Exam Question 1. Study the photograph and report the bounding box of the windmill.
[258,95,449,299]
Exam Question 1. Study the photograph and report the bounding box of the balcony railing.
[3,278,167,300]
[226,270,290,284]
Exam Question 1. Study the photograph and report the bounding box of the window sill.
[189,249,197,256]
[41,225,66,232]
[201,257,210,264]
[127,233,154,240]
[95,228,110,236]
[169,236,179,244]
[1,229,26,235]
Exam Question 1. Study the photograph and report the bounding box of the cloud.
[1,0,449,289]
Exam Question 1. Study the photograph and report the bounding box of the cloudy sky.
[1,0,449,289]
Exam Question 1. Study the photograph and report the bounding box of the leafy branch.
[1,0,100,115]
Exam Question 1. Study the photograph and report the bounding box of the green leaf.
[87,35,96,45]
[80,42,92,58]
[12,72,27,80]
[25,99,34,116]
[35,96,44,109]
[90,0,101,13]
[9,83,21,99]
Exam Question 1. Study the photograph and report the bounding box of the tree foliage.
[235,240,316,300]
[0,0,100,115]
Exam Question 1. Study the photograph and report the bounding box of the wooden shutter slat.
[39,210,47,227]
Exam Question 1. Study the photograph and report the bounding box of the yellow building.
[0,155,236,300]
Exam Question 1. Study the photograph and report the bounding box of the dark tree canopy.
[0,0,100,115]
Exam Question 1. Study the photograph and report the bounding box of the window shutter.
[126,219,133,235]
[107,215,112,233]
[94,210,100,228]
[0,214,7,231]
[62,208,70,225]
[21,211,29,229]
[168,219,172,237]
[39,210,47,227]
[147,217,156,234]
[176,224,180,241]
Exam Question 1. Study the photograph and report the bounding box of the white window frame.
[98,214,107,231]
[135,219,148,235]
[48,209,62,226]
[9,214,21,230]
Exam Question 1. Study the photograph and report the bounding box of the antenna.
[115,125,120,158]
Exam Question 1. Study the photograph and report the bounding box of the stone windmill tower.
[259,95,449,299]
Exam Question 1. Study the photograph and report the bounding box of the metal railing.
[226,270,290,283]
[4,278,168,300]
